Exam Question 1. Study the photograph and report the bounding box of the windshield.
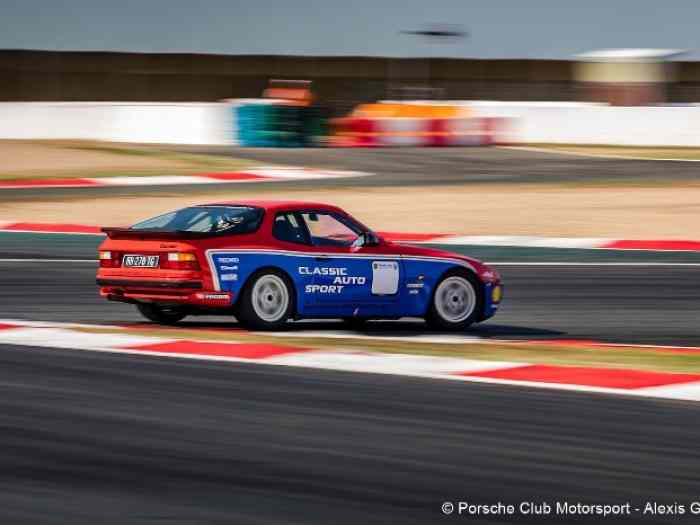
[131,206,264,234]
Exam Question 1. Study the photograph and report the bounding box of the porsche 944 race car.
[96,200,502,330]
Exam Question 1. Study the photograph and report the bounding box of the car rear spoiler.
[101,227,214,240]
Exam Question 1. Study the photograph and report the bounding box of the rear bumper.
[96,278,203,289]
[97,278,233,308]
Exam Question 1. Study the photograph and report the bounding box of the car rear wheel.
[237,270,294,330]
[426,271,482,331]
[136,303,188,325]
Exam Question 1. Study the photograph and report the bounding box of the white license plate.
[123,254,159,268]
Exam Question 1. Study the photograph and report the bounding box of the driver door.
[299,211,401,307]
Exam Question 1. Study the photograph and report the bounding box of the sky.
[1,0,699,59]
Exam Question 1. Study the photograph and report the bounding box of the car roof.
[198,200,347,214]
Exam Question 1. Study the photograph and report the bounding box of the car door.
[298,210,402,307]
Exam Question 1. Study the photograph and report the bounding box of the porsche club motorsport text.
[441,501,700,518]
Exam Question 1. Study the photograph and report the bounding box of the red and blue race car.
[96,200,502,330]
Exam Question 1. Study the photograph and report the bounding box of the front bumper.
[481,281,503,321]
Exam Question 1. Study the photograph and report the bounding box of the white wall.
[385,100,700,146]
[0,102,237,145]
[462,102,700,146]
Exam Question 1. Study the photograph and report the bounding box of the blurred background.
[2,1,700,147]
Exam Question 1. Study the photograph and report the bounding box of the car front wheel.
[426,271,482,331]
[236,270,294,330]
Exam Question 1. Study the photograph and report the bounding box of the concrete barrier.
[498,105,700,146]
[0,102,235,145]
[4,100,700,147]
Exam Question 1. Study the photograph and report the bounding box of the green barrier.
[236,104,327,147]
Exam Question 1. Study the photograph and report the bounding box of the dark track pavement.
[1,343,699,524]
[185,146,700,186]
[2,261,699,346]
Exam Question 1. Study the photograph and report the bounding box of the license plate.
[123,254,159,268]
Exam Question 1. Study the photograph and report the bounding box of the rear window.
[131,206,263,235]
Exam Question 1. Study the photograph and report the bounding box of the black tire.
[136,303,187,325]
[236,269,295,330]
[425,270,483,331]
[341,317,368,330]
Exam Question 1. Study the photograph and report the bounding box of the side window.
[273,212,309,245]
[300,212,361,247]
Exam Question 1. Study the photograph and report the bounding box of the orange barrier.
[350,103,468,119]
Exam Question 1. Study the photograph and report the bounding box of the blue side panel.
[208,252,313,313]
[399,258,463,317]
[308,257,400,305]
[208,250,489,320]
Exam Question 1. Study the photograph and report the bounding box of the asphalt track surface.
[1,261,700,523]
[3,146,700,200]
[1,259,699,346]
[2,342,700,525]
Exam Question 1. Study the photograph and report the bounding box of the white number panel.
[371,260,399,295]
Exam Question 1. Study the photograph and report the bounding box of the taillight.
[99,250,121,268]
[162,252,200,270]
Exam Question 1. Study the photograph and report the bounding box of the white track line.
[1,318,699,401]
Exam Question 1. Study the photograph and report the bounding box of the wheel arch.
[235,265,299,315]
[425,264,484,318]
[436,264,477,283]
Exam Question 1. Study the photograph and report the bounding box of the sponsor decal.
[480,269,499,283]
[299,265,368,294]
[218,257,240,263]
[220,265,239,271]
[298,266,348,276]
[332,276,366,285]
[373,261,397,270]
[205,294,230,300]
[406,283,424,289]
[196,293,231,300]
[305,284,345,294]
[221,274,238,282]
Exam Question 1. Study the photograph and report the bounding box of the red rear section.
[96,235,231,308]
